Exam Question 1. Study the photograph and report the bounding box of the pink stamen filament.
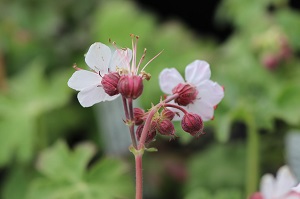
[136,48,147,73]
[140,50,163,72]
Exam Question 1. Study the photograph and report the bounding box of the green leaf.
[0,59,72,166]
[185,142,246,192]
[27,140,134,199]
[275,84,300,125]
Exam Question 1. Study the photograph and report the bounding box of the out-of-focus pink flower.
[249,165,300,199]
[159,60,224,121]
[68,42,132,107]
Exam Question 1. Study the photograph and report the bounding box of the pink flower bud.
[133,107,145,125]
[101,72,120,96]
[181,113,204,137]
[157,119,175,136]
[262,54,279,70]
[118,75,143,99]
[161,108,175,120]
[136,124,156,144]
[172,83,198,106]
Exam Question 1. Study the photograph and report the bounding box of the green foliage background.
[0,0,300,198]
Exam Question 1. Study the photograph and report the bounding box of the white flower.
[159,60,224,121]
[67,42,132,107]
[258,165,298,199]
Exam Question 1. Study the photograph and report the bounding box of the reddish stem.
[135,154,143,199]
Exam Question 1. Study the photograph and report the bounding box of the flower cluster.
[249,165,300,199]
[67,34,224,146]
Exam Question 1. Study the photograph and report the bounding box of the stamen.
[140,50,163,72]
[136,48,147,72]
[130,34,137,74]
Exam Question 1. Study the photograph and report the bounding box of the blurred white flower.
[250,165,300,199]
[159,60,224,121]
[68,42,132,107]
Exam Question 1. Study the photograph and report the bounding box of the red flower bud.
[262,54,279,70]
[136,124,156,144]
[161,108,175,120]
[133,108,145,125]
[172,83,198,106]
[101,72,120,96]
[181,113,204,137]
[118,75,143,99]
[157,119,175,136]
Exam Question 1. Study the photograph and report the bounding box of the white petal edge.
[197,80,224,106]
[77,86,119,107]
[159,68,184,94]
[274,165,298,198]
[292,183,300,193]
[185,60,211,86]
[68,70,101,91]
[85,42,111,74]
[260,174,275,199]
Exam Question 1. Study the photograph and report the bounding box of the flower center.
[172,83,198,106]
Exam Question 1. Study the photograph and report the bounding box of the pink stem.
[135,154,143,199]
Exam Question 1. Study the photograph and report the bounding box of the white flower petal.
[187,100,214,121]
[110,48,132,72]
[260,174,275,199]
[197,80,224,106]
[85,42,111,74]
[292,183,300,193]
[159,68,184,94]
[274,165,298,197]
[77,86,119,107]
[185,60,211,86]
[67,70,100,91]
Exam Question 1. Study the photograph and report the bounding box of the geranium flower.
[159,60,224,121]
[250,165,299,199]
[68,42,132,107]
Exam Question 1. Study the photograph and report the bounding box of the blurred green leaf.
[0,59,72,166]
[185,187,242,199]
[27,140,134,199]
[275,84,300,126]
[1,166,37,199]
[184,142,246,193]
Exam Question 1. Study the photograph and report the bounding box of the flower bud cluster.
[134,104,206,145]
[134,108,177,144]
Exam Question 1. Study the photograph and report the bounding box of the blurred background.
[1,0,300,198]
